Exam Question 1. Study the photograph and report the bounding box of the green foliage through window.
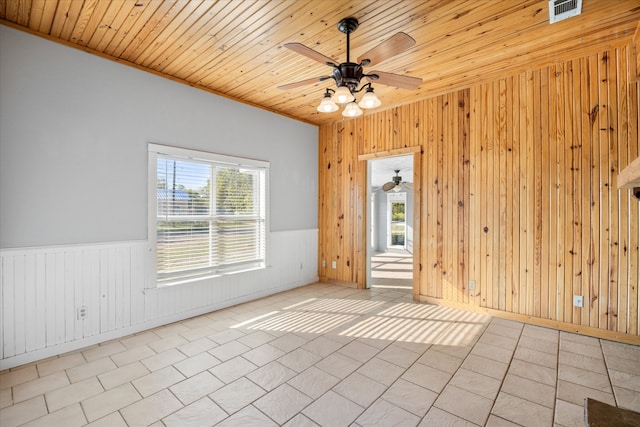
[391,202,405,222]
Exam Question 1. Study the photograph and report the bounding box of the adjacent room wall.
[318,42,640,342]
[0,26,319,368]
[375,190,388,252]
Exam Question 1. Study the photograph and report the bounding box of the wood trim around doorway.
[360,146,422,299]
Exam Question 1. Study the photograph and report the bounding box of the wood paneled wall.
[318,44,640,341]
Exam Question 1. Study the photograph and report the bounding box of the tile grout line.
[553,330,562,427]
[404,310,495,426]
[599,337,618,408]
[275,294,418,425]
[66,352,94,426]
[295,299,399,425]
[266,294,486,426]
[204,304,368,425]
[482,318,524,427]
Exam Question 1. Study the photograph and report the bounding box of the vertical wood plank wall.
[318,44,640,340]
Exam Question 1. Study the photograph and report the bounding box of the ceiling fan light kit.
[280,17,422,118]
[317,91,340,113]
[358,86,382,109]
[342,102,364,117]
[333,85,355,104]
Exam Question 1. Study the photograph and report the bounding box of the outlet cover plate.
[573,295,583,308]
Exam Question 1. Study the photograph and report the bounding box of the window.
[388,193,406,247]
[149,144,268,284]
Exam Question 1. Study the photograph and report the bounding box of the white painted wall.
[0,26,319,369]
[0,26,317,248]
[375,190,389,252]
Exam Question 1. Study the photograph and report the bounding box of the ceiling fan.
[382,170,413,192]
[278,17,422,117]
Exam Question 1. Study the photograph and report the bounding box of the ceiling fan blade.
[277,76,332,90]
[402,182,414,190]
[284,43,338,66]
[357,32,416,67]
[368,71,422,90]
[382,181,397,192]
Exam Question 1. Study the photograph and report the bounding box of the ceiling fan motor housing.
[337,17,359,34]
[333,63,364,92]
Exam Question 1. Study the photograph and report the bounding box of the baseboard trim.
[319,278,359,288]
[419,296,640,346]
[0,280,316,370]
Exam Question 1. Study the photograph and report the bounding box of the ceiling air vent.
[549,0,582,24]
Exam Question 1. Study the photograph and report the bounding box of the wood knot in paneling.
[589,105,599,124]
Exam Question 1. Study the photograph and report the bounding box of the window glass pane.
[391,202,405,222]
[157,220,210,274]
[157,158,211,217]
[390,201,405,246]
[213,218,265,265]
[216,167,257,216]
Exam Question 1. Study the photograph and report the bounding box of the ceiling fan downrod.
[335,18,371,94]
[337,17,359,64]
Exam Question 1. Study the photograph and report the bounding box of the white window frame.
[148,143,270,287]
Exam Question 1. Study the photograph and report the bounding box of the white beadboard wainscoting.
[0,229,318,369]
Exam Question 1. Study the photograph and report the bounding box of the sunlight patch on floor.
[338,316,454,343]
[243,310,358,334]
[368,284,413,290]
[290,298,385,314]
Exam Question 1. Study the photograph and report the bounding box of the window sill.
[147,264,268,291]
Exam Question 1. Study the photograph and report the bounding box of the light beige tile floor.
[370,251,413,290]
[1,281,639,427]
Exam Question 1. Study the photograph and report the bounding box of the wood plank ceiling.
[1,0,639,126]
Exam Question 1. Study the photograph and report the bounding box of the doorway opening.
[366,154,415,292]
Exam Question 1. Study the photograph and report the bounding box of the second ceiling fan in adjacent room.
[382,170,413,192]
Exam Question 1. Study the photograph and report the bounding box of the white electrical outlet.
[77,306,87,320]
[322,259,326,268]
[469,280,476,291]
[573,295,583,308]
[331,261,337,269]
